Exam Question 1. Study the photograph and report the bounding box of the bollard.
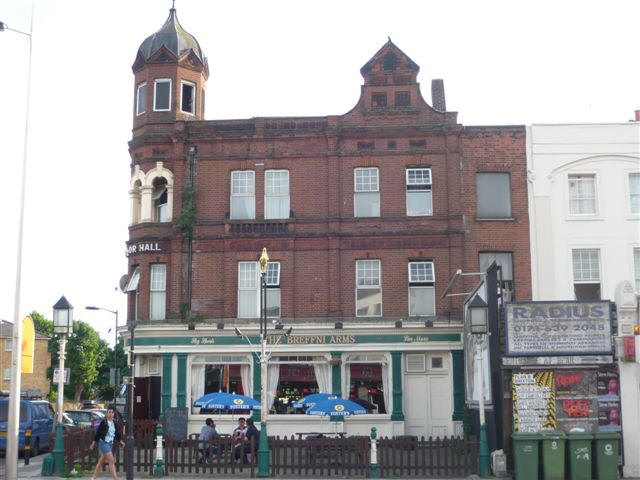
[369,427,380,478]
[153,422,165,477]
[24,428,31,465]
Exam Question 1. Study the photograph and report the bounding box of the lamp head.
[259,247,269,275]
[468,294,489,335]
[234,327,242,338]
[284,327,293,337]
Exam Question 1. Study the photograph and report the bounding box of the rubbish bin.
[567,432,594,480]
[512,432,540,480]
[593,432,620,480]
[541,430,566,480]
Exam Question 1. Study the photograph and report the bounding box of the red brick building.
[123,7,530,438]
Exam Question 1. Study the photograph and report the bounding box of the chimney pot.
[431,79,446,112]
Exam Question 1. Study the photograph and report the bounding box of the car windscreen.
[67,411,92,423]
[0,403,29,422]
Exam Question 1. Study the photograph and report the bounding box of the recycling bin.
[567,432,594,480]
[593,432,620,480]
[541,430,566,480]
[512,432,540,480]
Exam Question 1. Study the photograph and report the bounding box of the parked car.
[0,398,55,455]
[81,400,101,410]
[65,409,104,434]
[90,408,124,423]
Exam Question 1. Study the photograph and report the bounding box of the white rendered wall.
[527,122,640,302]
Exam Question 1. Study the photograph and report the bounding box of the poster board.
[164,407,188,440]
[512,372,556,432]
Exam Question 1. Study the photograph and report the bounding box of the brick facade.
[125,39,531,325]
[0,335,51,395]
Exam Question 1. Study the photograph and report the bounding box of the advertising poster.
[598,401,622,432]
[556,397,598,433]
[597,371,620,400]
[555,370,597,398]
[512,371,556,432]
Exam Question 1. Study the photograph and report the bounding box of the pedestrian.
[198,418,219,462]
[90,406,125,480]
[233,417,247,460]
[242,418,260,464]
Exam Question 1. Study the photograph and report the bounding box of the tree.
[66,321,107,402]
[30,310,52,335]
[95,338,128,401]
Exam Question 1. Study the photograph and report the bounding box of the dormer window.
[181,81,195,114]
[372,93,387,108]
[153,79,171,111]
[152,177,169,222]
[136,83,147,115]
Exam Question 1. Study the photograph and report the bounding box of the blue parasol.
[193,392,261,410]
[305,397,367,417]
[292,393,338,409]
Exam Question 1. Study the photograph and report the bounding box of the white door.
[404,375,428,436]
[404,373,453,437]
[428,375,452,437]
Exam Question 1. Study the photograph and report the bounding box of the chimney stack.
[635,110,640,121]
[431,79,446,112]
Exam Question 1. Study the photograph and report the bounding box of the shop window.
[569,174,597,216]
[149,264,166,321]
[265,170,289,219]
[136,82,146,115]
[153,79,171,111]
[634,248,640,291]
[238,261,280,318]
[395,91,410,107]
[269,357,330,415]
[345,360,388,414]
[372,92,387,107]
[191,355,251,414]
[231,170,255,219]
[406,168,432,216]
[4,339,12,351]
[408,261,435,316]
[572,248,601,301]
[181,81,195,114]
[152,177,169,222]
[479,252,515,301]
[629,173,640,215]
[354,167,380,217]
[476,173,512,218]
[356,259,382,317]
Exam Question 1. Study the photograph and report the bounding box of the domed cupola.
[137,7,206,64]
[131,6,209,131]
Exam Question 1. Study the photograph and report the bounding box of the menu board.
[512,372,556,432]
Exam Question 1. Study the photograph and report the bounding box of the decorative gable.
[360,39,420,86]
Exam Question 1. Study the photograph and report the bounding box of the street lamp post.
[125,320,135,480]
[1,13,33,480]
[85,306,119,401]
[468,294,490,478]
[52,296,74,476]
[257,248,270,477]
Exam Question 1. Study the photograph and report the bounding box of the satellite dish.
[118,274,129,293]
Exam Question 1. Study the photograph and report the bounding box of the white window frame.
[571,248,602,301]
[406,168,433,216]
[627,171,640,217]
[180,80,196,115]
[568,173,598,217]
[238,261,259,318]
[408,261,435,316]
[237,261,281,318]
[354,167,380,218]
[265,262,281,318]
[230,170,256,220]
[153,78,172,112]
[149,264,166,321]
[343,352,390,416]
[136,82,147,116]
[633,247,640,292]
[355,259,382,317]
[265,170,290,220]
[148,357,160,375]
[3,368,10,381]
[5,339,13,351]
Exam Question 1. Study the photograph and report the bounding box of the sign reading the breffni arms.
[505,301,612,356]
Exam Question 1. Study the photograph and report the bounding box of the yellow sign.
[21,316,35,374]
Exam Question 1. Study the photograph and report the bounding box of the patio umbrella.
[193,392,261,410]
[292,393,338,409]
[305,397,367,417]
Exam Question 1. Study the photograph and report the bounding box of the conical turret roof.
[137,8,205,62]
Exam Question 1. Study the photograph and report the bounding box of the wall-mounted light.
[395,320,403,329]
[217,323,224,330]
[424,320,434,328]
[334,322,343,329]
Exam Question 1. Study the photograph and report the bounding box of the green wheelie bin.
[593,432,620,480]
[512,432,540,480]
[567,432,594,480]
[541,430,566,480]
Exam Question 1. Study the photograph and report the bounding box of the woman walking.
[90,406,125,480]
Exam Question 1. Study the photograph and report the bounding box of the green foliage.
[30,310,53,335]
[94,338,129,401]
[176,181,196,238]
[66,321,108,402]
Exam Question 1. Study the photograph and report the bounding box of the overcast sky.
[1,0,639,346]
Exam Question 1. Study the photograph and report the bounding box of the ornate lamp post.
[85,306,119,401]
[468,294,490,477]
[257,247,270,477]
[52,296,74,476]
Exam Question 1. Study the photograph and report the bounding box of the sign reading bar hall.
[505,301,612,357]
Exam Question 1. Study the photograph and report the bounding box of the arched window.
[152,177,169,222]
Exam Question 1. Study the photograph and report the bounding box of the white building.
[527,118,640,477]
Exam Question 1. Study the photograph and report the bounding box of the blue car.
[0,399,55,456]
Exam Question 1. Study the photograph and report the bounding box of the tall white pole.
[477,336,485,426]
[57,336,67,423]
[260,339,267,423]
[6,5,33,479]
